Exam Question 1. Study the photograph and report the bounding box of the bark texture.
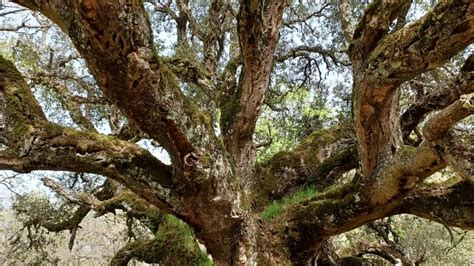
[1,0,473,265]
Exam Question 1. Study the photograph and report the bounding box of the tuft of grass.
[262,201,284,220]
[261,186,317,220]
[286,186,317,205]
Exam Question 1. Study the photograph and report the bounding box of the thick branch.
[337,0,355,46]
[12,0,219,171]
[401,55,474,142]
[0,55,175,212]
[176,0,205,41]
[220,0,287,178]
[422,94,474,141]
[349,0,411,64]
[0,55,46,148]
[254,125,356,208]
[401,179,474,230]
[428,129,473,181]
[202,0,230,75]
[265,137,449,263]
[0,122,175,209]
[352,0,473,192]
[361,1,474,84]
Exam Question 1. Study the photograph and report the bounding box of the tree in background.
[335,214,474,265]
[0,192,154,264]
[0,0,472,264]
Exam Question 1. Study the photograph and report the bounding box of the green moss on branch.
[110,215,211,266]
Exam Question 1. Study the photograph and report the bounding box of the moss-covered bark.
[253,125,355,208]
[111,215,211,266]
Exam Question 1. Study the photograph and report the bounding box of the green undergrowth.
[262,186,318,220]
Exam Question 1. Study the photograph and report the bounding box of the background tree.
[0,192,156,264]
[0,0,473,264]
[334,214,474,265]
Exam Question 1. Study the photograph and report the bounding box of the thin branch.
[41,176,100,207]
[275,45,349,66]
[0,7,27,17]
[283,3,329,27]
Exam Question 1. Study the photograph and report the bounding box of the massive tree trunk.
[1,0,473,265]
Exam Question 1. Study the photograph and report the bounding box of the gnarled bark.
[2,1,474,265]
[402,179,474,230]
[350,0,473,203]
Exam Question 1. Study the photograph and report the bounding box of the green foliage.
[394,216,473,265]
[256,83,336,161]
[262,186,317,220]
[13,192,73,224]
[0,39,15,59]
[6,193,65,264]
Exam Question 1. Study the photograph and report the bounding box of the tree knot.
[79,0,97,22]
[184,152,199,167]
[460,93,474,110]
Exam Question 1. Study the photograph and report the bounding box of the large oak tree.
[0,0,473,264]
